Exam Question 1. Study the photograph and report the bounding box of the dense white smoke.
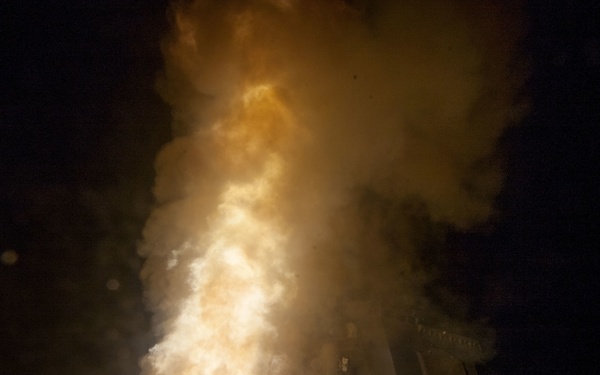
[139,0,525,373]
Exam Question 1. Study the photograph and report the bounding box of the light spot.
[106,278,120,291]
[1,249,18,266]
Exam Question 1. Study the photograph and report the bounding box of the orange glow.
[141,1,526,373]
[144,84,295,374]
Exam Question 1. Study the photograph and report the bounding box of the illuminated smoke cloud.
[139,0,526,373]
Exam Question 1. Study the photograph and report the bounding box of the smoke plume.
[139,0,526,373]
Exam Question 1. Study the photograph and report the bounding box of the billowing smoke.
[139,0,526,373]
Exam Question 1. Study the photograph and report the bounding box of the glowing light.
[142,83,295,374]
[106,278,120,291]
[1,249,18,266]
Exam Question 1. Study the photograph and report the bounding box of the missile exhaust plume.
[139,0,526,373]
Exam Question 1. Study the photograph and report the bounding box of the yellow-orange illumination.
[146,85,295,374]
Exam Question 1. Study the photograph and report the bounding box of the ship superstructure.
[301,300,492,375]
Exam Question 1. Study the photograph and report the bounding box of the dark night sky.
[1,1,598,374]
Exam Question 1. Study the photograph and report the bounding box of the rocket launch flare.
[141,82,297,374]
[140,0,526,373]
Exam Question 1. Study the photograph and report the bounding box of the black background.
[1,1,598,374]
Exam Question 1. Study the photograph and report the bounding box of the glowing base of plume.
[143,85,295,374]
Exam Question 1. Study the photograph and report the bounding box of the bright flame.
[144,84,295,374]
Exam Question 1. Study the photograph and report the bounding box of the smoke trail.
[139,0,526,373]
